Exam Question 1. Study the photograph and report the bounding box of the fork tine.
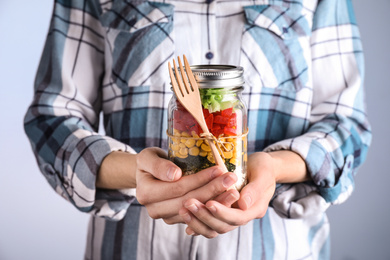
[183,55,198,93]
[178,56,193,92]
[168,61,184,97]
[173,59,188,95]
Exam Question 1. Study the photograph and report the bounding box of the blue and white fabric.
[24,0,371,259]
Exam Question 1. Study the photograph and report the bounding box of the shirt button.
[205,51,214,60]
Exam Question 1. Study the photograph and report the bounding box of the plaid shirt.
[24,0,371,259]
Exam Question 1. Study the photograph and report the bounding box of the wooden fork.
[168,55,229,174]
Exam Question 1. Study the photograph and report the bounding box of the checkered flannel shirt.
[24,0,371,258]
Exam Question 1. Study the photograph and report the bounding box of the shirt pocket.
[100,1,175,89]
[240,4,311,92]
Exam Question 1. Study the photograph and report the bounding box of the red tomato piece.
[203,108,210,119]
[214,115,229,125]
[227,113,237,127]
[212,123,221,130]
[213,111,221,116]
[212,123,223,137]
[221,107,233,117]
[214,129,224,137]
[224,127,237,136]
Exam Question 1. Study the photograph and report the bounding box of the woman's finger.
[136,166,225,205]
[212,189,240,207]
[204,178,271,225]
[204,200,252,226]
[183,172,237,204]
[136,147,181,182]
[181,199,237,236]
[162,214,184,225]
[179,207,219,238]
[141,170,235,219]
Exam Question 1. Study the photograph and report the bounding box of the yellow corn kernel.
[207,151,218,160]
[223,151,233,159]
[207,154,215,163]
[201,143,211,152]
[181,131,191,137]
[180,138,187,143]
[172,137,180,144]
[224,143,233,151]
[199,150,207,157]
[189,147,200,156]
[171,143,180,152]
[196,140,203,147]
[173,129,181,136]
[179,143,186,149]
[179,147,188,156]
[191,131,200,138]
[176,152,188,159]
[226,138,234,142]
[185,139,196,148]
[229,158,238,165]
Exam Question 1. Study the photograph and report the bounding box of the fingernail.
[244,195,252,208]
[187,229,195,236]
[167,167,177,181]
[225,193,239,204]
[185,203,198,213]
[223,174,236,188]
[206,204,216,213]
[182,213,191,223]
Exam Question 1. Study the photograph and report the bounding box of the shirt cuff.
[53,129,137,220]
[264,134,356,218]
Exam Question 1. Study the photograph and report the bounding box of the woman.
[24,0,371,259]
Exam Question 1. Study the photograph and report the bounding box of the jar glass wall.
[167,65,248,190]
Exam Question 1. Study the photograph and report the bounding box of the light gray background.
[0,1,388,259]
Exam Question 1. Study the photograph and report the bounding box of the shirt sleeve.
[24,0,135,220]
[265,0,372,217]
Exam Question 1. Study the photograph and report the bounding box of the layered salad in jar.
[167,87,247,190]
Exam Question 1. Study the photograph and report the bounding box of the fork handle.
[205,139,229,173]
[207,140,237,190]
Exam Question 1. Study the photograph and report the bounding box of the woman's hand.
[180,151,309,238]
[135,147,239,224]
[97,148,240,224]
[178,152,276,237]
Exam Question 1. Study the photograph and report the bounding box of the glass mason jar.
[167,65,248,190]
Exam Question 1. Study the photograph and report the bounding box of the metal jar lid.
[189,65,244,89]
